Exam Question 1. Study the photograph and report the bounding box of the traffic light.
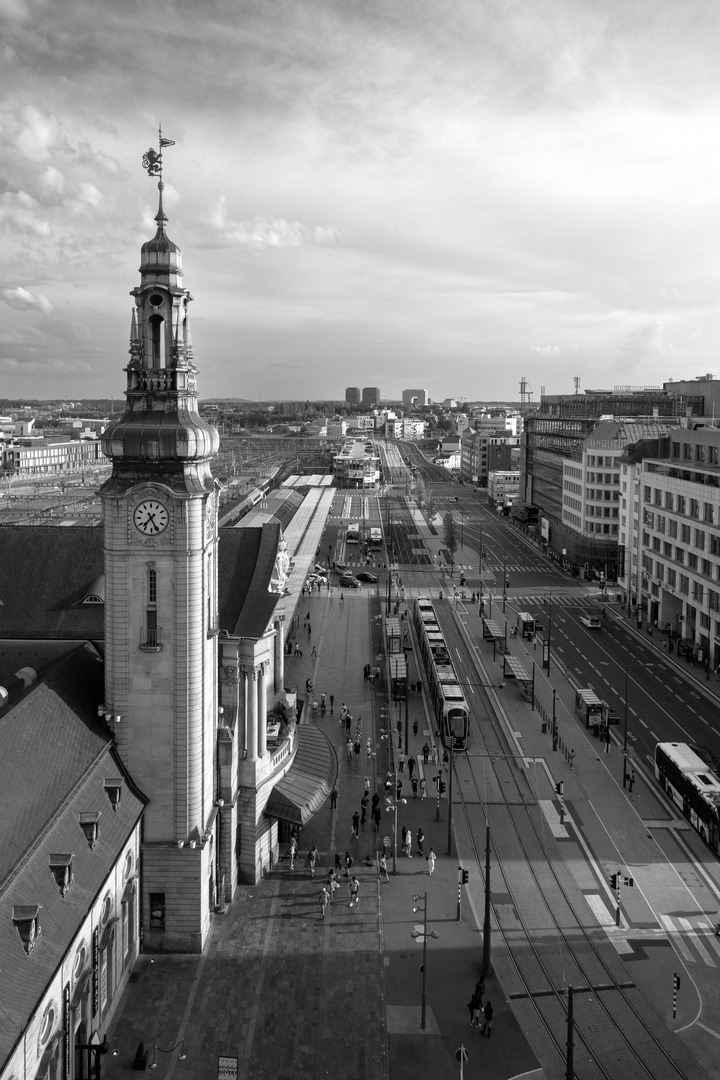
[439,779,446,794]
[610,873,619,889]
[461,868,469,884]
[555,781,564,795]
[623,876,634,887]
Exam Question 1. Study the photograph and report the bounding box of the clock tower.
[100,139,221,952]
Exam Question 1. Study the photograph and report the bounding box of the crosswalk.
[602,913,720,967]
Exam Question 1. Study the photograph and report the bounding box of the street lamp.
[411,892,440,1030]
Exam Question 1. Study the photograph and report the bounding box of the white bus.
[368,527,382,551]
[347,522,360,543]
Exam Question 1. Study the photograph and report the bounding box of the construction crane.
[519,377,533,407]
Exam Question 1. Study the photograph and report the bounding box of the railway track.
[453,685,696,1079]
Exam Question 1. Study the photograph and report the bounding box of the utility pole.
[482,825,492,977]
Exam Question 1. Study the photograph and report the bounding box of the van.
[517,612,535,638]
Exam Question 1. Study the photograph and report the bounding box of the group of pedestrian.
[467,977,493,1036]
[321,872,359,917]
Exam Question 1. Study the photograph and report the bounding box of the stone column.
[274,616,285,693]
[258,662,268,758]
[246,668,258,762]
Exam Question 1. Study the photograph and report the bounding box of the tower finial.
[142,125,176,230]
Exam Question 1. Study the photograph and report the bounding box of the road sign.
[455,1047,469,1063]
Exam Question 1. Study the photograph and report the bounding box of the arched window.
[149,314,164,369]
[144,567,158,649]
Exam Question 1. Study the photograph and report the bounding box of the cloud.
[0,189,50,236]
[530,344,561,355]
[1,285,52,313]
[207,196,340,249]
[614,320,677,371]
[0,356,92,375]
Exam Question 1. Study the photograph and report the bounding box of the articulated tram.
[413,598,469,751]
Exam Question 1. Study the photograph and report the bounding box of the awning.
[503,656,531,682]
[264,725,338,827]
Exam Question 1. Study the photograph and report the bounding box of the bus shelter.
[502,655,533,700]
[389,654,408,701]
[482,618,505,661]
[386,617,402,655]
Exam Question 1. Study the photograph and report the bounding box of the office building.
[402,388,428,407]
[345,387,362,405]
[362,387,381,406]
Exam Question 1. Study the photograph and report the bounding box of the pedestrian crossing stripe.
[658,913,720,966]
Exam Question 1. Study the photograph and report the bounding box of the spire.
[155,180,168,232]
[142,123,175,235]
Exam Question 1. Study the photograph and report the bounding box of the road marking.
[659,914,693,962]
[678,918,716,966]
[637,717,648,728]
[650,731,660,741]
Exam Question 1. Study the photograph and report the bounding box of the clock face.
[133,499,169,536]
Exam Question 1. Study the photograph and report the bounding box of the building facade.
[345,387,361,405]
[2,438,107,476]
[332,438,380,487]
[402,388,428,407]
[362,387,381,406]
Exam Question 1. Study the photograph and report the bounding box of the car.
[306,574,326,586]
[338,575,361,588]
[355,571,378,583]
[580,615,602,629]
[314,564,328,575]
[333,561,349,574]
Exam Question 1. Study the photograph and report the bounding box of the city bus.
[368,527,382,551]
[347,522,360,544]
[655,742,720,854]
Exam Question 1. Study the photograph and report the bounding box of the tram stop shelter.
[502,655,533,701]
[389,654,408,701]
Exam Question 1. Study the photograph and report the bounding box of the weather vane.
[142,124,175,180]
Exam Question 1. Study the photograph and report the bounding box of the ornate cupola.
[101,131,219,495]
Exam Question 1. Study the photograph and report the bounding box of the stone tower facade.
[100,166,221,952]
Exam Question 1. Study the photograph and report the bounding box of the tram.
[413,597,469,751]
[654,742,720,855]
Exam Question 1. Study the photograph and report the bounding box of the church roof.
[0,646,145,1069]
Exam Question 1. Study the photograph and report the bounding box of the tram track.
[455,699,696,1080]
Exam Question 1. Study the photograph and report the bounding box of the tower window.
[149,314,165,368]
[148,567,157,603]
[145,609,158,648]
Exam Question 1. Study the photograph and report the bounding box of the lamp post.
[502,550,508,613]
[411,892,440,1030]
[479,523,484,600]
[380,729,406,874]
[623,666,629,787]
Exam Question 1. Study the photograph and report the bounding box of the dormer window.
[79,812,101,850]
[12,905,41,954]
[49,853,74,897]
[104,778,123,813]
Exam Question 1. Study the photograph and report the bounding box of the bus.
[413,597,469,751]
[368,527,382,551]
[655,742,720,854]
[347,522,360,544]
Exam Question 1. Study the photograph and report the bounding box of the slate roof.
[0,645,145,1070]
[0,523,282,646]
[0,525,104,640]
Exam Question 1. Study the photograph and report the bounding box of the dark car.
[355,571,378,583]
[338,575,361,588]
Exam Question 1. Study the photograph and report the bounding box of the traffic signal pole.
[482,825,492,977]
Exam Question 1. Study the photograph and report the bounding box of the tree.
[414,474,427,509]
[443,512,458,577]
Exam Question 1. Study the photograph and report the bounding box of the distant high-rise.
[362,387,381,406]
[402,388,428,407]
[345,386,362,405]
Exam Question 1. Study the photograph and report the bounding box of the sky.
[2,0,720,404]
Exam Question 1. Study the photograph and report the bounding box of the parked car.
[580,614,602,629]
[338,575,361,589]
[355,571,378,583]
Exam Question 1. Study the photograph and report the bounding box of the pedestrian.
[330,693,335,711]
[399,750,405,772]
[427,848,436,875]
[330,787,338,810]
[345,714,352,734]
[360,794,368,824]
[340,593,345,605]
[349,875,360,907]
[396,778,403,799]
[417,828,424,857]
[346,738,353,763]
[404,832,412,858]
[408,756,415,779]
[365,777,371,796]
[320,886,329,918]
[307,623,312,637]
[335,851,342,874]
[401,825,407,849]
[308,845,319,876]
[373,806,381,830]
[468,994,481,1026]
[420,777,427,799]
[352,811,360,839]
[481,1001,493,1037]
[474,976,485,1004]
[379,853,389,882]
[344,851,354,877]
[422,743,430,764]
[327,870,340,900]
[568,748,575,770]
[372,792,379,811]
[289,834,298,870]
[354,737,361,760]
[311,645,317,658]
[411,777,418,799]
[413,720,419,737]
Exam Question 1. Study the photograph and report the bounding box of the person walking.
[427,848,436,875]
[354,737,361,761]
[327,870,340,901]
[398,750,406,772]
[360,792,368,824]
[411,776,418,799]
[407,756,415,779]
[307,622,312,637]
[468,994,482,1027]
[311,645,317,658]
[379,852,389,882]
[404,831,412,858]
[420,777,427,799]
[417,828,425,857]
[344,851,354,877]
[372,805,381,831]
[401,825,407,850]
[422,743,430,764]
[346,738,353,763]
[351,811,360,839]
[308,845,319,877]
[413,720,419,737]
[348,875,360,907]
[481,1001,493,1037]
[568,748,576,770]
[334,851,342,875]
[371,792,379,812]
[396,778,403,800]
[474,976,485,1006]
[329,693,334,712]
[320,886,329,918]
[330,787,338,811]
